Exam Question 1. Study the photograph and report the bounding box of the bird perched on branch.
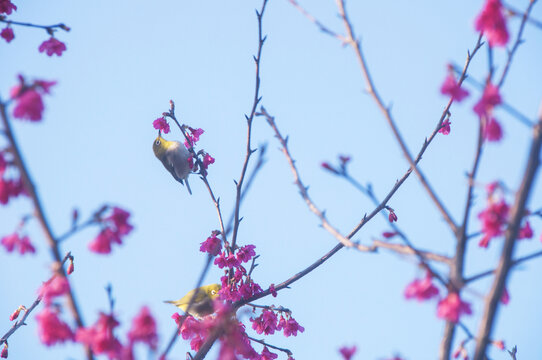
[152,131,192,194]
[164,284,221,319]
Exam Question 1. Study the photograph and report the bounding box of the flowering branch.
[0,102,93,360]
[465,250,542,284]
[247,336,293,357]
[473,108,542,360]
[0,252,71,347]
[231,0,268,251]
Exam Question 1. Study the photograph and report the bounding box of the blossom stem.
[0,17,70,32]
[247,336,293,356]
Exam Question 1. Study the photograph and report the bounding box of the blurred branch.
[498,0,538,88]
[335,0,463,234]
[371,240,451,264]
[465,250,542,284]
[247,336,293,356]
[0,103,93,360]
[287,0,345,41]
[473,106,542,360]
[231,0,268,251]
[505,2,542,30]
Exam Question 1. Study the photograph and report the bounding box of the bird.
[164,284,222,319]
[152,132,192,194]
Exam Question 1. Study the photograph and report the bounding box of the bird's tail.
[164,300,181,306]
[185,178,192,195]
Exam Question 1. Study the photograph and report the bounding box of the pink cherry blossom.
[36,308,74,346]
[38,37,67,56]
[236,244,256,263]
[1,27,14,43]
[500,287,510,305]
[439,119,451,135]
[1,233,19,252]
[269,283,277,297]
[12,89,44,121]
[440,74,469,102]
[127,306,158,349]
[388,210,398,223]
[200,232,222,256]
[250,310,278,335]
[89,207,133,254]
[518,221,533,239]
[18,235,36,254]
[0,344,6,358]
[437,293,472,323]
[473,83,501,118]
[214,251,240,269]
[39,275,70,305]
[475,0,509,47]
[278,316,304,337]
[260,346,278,360]
[0,0,17,15]
[478,199,509,248]
[76,312,123,358]
[339,346,357,360]
[202,153,215,170]
[382,231,398,239]
[153,117,170,134]
[89,228,119,254]
[108,207,133,236]
[483,117,503,142]
[404,275,439,301]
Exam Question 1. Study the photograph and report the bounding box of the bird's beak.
[158,130,162,138]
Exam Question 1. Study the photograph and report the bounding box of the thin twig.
[465,250,542,284]
[498,0,538,88]
[247,336,293,356]
[231,0,268,251]
[287,0,345,41]
[0,16,70,32]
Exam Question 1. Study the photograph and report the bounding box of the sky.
[1,0,542,359]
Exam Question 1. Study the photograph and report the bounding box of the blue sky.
[1,0,542,359]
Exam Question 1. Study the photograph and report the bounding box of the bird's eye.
[211,290,216,295]
[155,140,160,145]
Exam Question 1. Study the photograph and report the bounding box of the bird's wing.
[164,142,190,183]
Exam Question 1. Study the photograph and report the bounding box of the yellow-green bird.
[164,284,221,319]
[152,132,192,194]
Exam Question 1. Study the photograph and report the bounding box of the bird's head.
[205,284,222,300]
[152,131,168,158]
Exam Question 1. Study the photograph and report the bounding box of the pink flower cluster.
[89,206,133,254]
[478,199,509,248]
[474,84,503,142]
[0,0,17,15]
[153,117,170,134]
[250,309,305,338]
[440,73,469,102]
[184,126,205,149]
[0,233,35,255]
[215,245,262,302]
[475,0,509,47]
[404,273,472,323]
[0,150,26,206]
[1,26,14,43]
[200,231,222,256]
[35,275,74,346]
[38,37,67,57]
[10,76,56,122]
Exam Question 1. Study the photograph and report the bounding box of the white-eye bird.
[153,132,192,194]
[164,284,222,319]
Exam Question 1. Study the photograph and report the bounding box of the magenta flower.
[238,280,263,299]
[483,117,503,142]
[108,207,133,236]
[473,83,502,118]
[38,37,67,56]
[518,221,533,239]
[260,346,278,360]
[475,0,509,47]
[1,27,14,43]
[127,306,158,350]
[269,283,277,297]
[236,244,256,263]
[89,207,133,254]
[36,308,74,346]
[339,346,357,360]
[439,118,451,135]
[321,162,339,174]
[278,316,305,337]
[39,275,70,305]
[478,199,509,248]
[0,0,17,15]
[388,210,398,223]
[0,345,5,359]
[200,232,222,256]
[202,153,215,170]
[440,74,469,102]
[1,233,19,252]
[153,117,170,134]
[18,235,36,254]
[76,312,123,358]
[251,310,278,335]
[382,231,398,239]
[12,89,44,121]
[89,228,119,254]
[404,274,439,301]
[214,251,240,269]
[500,287,510,305]
[437,293,472,323]
[9,306,24,321]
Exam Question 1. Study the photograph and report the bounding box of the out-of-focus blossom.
[36,308,74,346]
[38,37,67,56]
[475,0,509,47]
[437,293,472,323]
